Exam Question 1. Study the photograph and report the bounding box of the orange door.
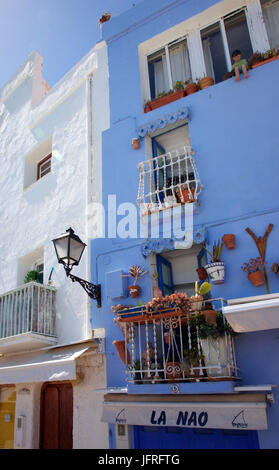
[40,383,73,449]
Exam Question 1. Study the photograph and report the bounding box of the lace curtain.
[262,1,279,49]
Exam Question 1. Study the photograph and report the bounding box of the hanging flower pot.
[113,340,131,365]
[222,234,235,250]
[203,309,218,325]
[199,76,214,89]
[196,267,207,281]
[204,262,225,285]
[132,138,140,150]
[166,362,183,382]
[248,270,264,287]
[128,285,141,298]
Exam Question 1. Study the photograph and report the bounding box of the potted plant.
[204,240,225,284]
[241,257,266,286]
[24,270,40,283]
[185,79,199,95]
[122,265,148,298]
[271,262,279,276]
[150,83,186,110]
[99,12,111,25]
[249,48,279,69]
[196,266,207,281]
[175,183,196,204]
[130,359,143,384]
[222,234,235,250]
[146,291,190,317]
[190,281,211,312]
[199,76,214,90]
[183,346,204,378]
[144,101,152,113]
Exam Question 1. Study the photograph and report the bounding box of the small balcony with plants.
[111,281,238,393]
[137,145,202,216]
[0,272,57,353]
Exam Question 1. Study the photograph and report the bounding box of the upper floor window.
[201,9,253,83]
[261,0,279,49]
[37,154,52,180]
[148,39,192,99]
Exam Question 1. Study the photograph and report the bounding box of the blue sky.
[0,0,142,89]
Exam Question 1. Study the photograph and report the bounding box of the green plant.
[155,91,167,99]
[196,281,211,296]
[184,346,204,363]
[173,80,185,91]
[24,270,40,284]
[204,240,223,263]
[190,312,236,339]
[121,265,148,285]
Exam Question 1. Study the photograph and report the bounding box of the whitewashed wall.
[0,45,110,345]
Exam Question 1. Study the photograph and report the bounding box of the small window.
[37,154,52,180]
[35,262,44,284]
[261,0,279,49]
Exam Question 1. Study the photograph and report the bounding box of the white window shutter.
[187,30,207,80]
[246,0,270,52]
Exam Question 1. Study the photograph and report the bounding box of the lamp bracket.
[68,273,102,308]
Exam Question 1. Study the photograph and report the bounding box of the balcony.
[137,146,202,216]
[0,281,57,353]
[114,298,238,386]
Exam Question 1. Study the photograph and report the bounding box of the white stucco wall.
[0,45,110,345]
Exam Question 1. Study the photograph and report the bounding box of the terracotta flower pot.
[252,55,279,69]
[128,285,141,298]
[132,139,140,150]
[199,76,214,89]
[176,188,195,203]
[203,309,218,325]
[196,267,207,281]
[222,234,235,250]
[150,89,186,110]
[113,340,131,365]
[144,105,151,113]
[186,83,199,95]
[248,271,264,287]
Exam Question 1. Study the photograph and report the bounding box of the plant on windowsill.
[144,100,152,113]
[204,240,225,285]
[149,82,186,110]
[198,76,214,90]
[146,291,190,317]
[241,257,266,287]
[121,265,148,298]
[248,48,279,69]
[185,79,200,95]
[24,270,40,284]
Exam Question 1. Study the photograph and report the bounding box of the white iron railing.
[120,299,238,384]
[137,146,202,215]
[0,281,56,339]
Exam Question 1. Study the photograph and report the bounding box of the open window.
[261,0,279,49]
[201,9,253,83]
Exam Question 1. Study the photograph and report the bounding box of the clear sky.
[0,0,142,89]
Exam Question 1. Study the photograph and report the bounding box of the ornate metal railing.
[0,281,56,339]
[116,299,238,384]
[137,146,202,215]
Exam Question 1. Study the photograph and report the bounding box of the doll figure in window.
[231,49,249,81]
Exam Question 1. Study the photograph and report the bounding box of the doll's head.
[232,49,242,63]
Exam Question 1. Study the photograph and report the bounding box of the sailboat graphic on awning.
[232,410,248,429]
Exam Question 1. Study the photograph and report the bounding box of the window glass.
[224,10,253,62]
[261,0,279,48]
[36,263,44,284]
[201,22,227,83]
[169,40,192,87]
[148,48,168,99]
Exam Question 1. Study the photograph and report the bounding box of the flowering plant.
[241,257,266,274]
[146,292,190,314]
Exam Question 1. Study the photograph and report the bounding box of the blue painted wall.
[92,0,279,449]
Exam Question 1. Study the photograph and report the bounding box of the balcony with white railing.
[137,146,202,216]
[0,281,57,353]
[114,298,239,389]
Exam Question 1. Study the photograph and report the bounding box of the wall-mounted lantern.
[52,227,101,307]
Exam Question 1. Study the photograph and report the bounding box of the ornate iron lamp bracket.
[68,273,101,308]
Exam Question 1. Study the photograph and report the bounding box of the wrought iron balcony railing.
[137,146,202,216]
[115,299,238,384]
[0,281,56,340]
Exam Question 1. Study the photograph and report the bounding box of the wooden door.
[40,383,73,449]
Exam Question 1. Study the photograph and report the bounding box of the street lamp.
[52,227,101,308]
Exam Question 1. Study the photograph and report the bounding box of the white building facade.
[0,44,109,449]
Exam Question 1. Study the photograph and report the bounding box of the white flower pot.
[204,261,225,284]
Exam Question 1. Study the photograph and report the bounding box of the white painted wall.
[0,45,110,346]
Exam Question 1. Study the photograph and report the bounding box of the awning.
[0,342,94,384]
[102,400,268,430]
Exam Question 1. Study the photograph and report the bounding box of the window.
[37,154,52,180]
[34,261,44,284]
[148,39,192,99]
[261,0,279,49]
[201,9,253,83]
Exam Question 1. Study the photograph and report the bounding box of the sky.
[0,0,142,89]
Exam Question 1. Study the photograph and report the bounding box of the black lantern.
[52,228,101,307]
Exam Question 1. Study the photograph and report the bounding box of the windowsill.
[23,171,52,193]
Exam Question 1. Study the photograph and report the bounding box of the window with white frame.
[201,8,253,83]
[261,0,279,49]
[147,38,192,99]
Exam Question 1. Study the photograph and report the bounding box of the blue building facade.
[91,0,279,449]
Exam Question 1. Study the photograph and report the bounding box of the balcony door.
[40,383,73,449]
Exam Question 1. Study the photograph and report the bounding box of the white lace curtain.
[262,0,279,49]
[153,43,192,96]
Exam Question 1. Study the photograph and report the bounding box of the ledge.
[223,293,279,333]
